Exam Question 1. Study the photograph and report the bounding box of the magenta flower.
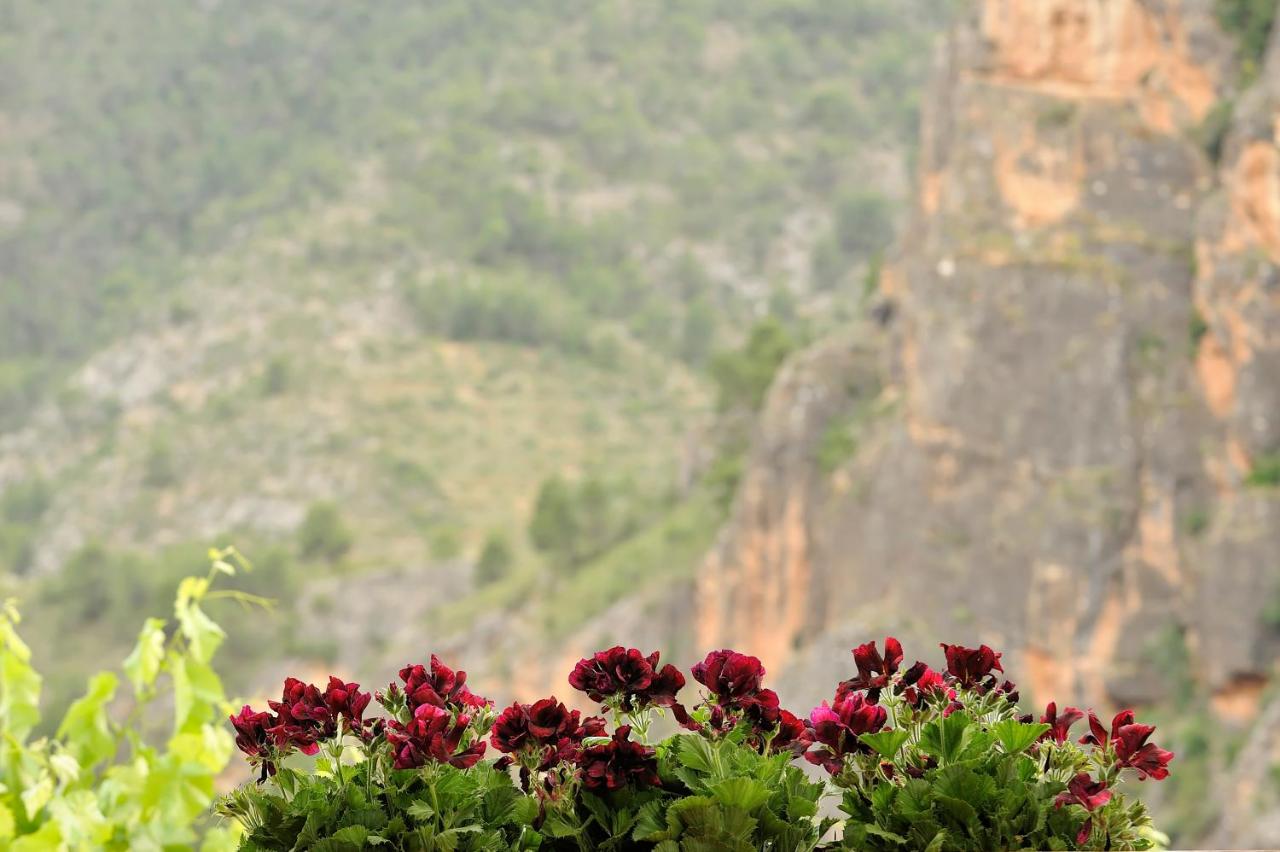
[804,693,888,774]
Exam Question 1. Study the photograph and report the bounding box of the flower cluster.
[229,638,1174,849]
[568,646,686,715]
[229,675,371,779]
[490,696,606,789]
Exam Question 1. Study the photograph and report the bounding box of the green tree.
[474,531,513,586]
[297,501,353,564]
[528,476,579,567]
[709,318,798,412]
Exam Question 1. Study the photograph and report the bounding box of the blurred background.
[1,0,1277,847]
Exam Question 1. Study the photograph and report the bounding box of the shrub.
[221,638,1172,850]
[0,548,251,848]
[708,317,798,412]
[1245,450,1280,487]
[474,531,514,586]
[297,501,354,563]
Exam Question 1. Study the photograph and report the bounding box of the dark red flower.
[386,703,486,770]
[1054,772,1112,811]
[267,677,333,753]
[900,663,950,707]
[994,680,1019,705]
[568,647,686,714]
[939,643,1003,689]
[804,693,888,774]
[1040,702,1084,745]
[691,650,766,706]
[836,637,903,702]
[230,705,277,777]
[491,696,606,773]
[768,709,814,756]
[323,676,371,730]
[577,725,660,792]
[1114,724,1174,781]
[397,655,490,713]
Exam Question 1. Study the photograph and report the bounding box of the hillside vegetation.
[0,0,940,712]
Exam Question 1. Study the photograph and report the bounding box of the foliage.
[0,547,253,849]
[528,474,658,573]
[708,318,799,412]
[1214,0,1277,81]
[298,502,354,564]
[220,638,1171,851]
[1244,450,1280,487]
[473,532,514,587]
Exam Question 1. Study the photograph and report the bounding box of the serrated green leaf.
[57,672,119,768]
[123,617,167,696]
[709,777,771,811]
[860,729,911,761]
[992,719,1050,755]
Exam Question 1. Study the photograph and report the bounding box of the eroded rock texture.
[698,2,1278,843]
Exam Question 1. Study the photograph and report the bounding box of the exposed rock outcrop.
[697,2,1279,842]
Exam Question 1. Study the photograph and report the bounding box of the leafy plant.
[221,639,1172,850]
[0,547,254,849]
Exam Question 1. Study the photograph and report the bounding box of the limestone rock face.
[696,2,1278,842]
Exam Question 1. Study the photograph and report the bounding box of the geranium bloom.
[1040,702,1084,744]
[836,637,903,702]
[1079,710,1174,780]
[491,697,606,771]
[322,676,371,730]
[939,643,1003,688]
[1055,772,1112,811]
[1055,773,1112,846]
[568,647,686,715]
[577,726,660,792]
[900,662,949,707]
[804,693,888,774]
[386,703,486,770]
[230,705,277,778]
[691,649,766,706]
[267,677,333,753]
[398,655,490,713]
[768,709,814,756]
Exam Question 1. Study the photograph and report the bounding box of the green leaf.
[174,576,226,664]
[57,672,119,768]
[991,720,1050,755]
[170,653,225,734]
[709,777,772,811]
[0,602,43,740]
[123,617,167,696]
[860,729,910,761]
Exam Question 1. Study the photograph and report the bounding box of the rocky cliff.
[696,1,1279,843]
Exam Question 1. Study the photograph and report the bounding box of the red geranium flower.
[899,662,950,707]
[1079,709,1174,780]
[1040,701,1084,744]
[267,677,333,753]
[491,697,606,773]
[768,709,814,757]
[568,647,686,715]
[577,725,660,793]
[386,703,486,770]
[691,649,765,706]
[804,693,888,774]
[230,705,277,778]
[1055,773,1111,846]
[836,637,903,702]
[397,655,490,713]
[939,643,1003,689]
[322,676,371,730]
[1055,772,1112,811]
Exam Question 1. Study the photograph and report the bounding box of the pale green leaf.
[123,618,167,696]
